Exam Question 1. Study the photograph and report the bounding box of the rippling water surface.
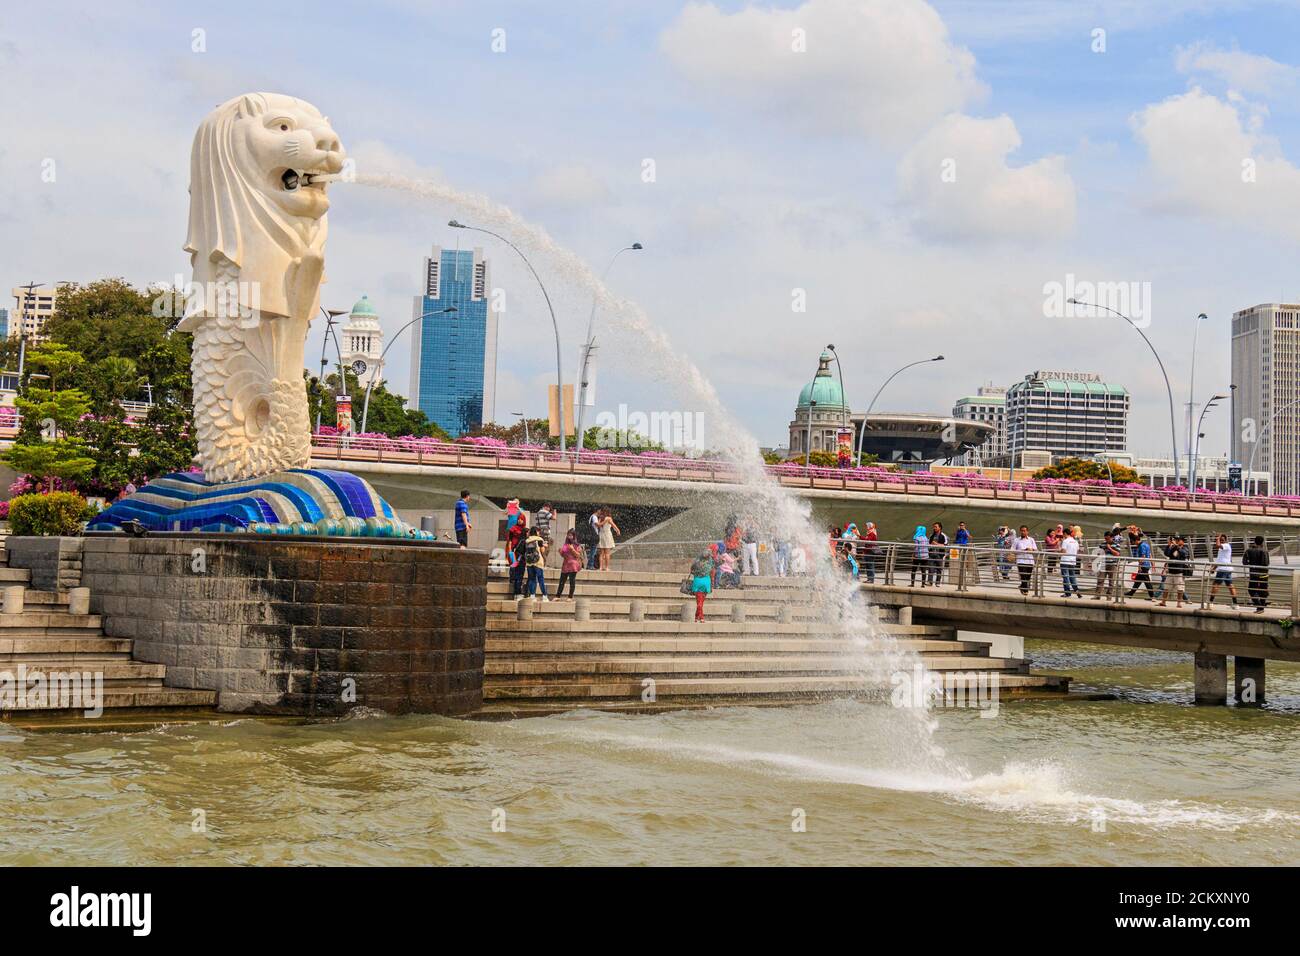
[3,642,1298,866]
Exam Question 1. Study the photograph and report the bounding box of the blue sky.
[6,0,1300,456]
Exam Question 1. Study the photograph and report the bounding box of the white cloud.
[528,163,611,208]
[660,0,984,144]
[1175,42,1299,97]
[1132,86,1300,239]
[897,113,1076,241]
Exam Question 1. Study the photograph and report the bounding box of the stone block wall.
[11,534,487,716]
[3,536,84,590]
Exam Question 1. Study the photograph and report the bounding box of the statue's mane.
[184,92,322,272]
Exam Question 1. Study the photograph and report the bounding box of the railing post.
[1291,570,1300,618]
[885,545,896,586]
[956,548,967,591]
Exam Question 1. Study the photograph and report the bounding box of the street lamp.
[358,306,456,435]
[314,307,348,434]
[450,219,568,452]
[512,411,530,445]
[805,399,818,468]
[1069,297,1182,487]
[1190,393,1227,490]
[14,281,44,388]
[853,355,944,467]
[575,243,642,460]
[825,344,849,436]
[1186,312,1209,469]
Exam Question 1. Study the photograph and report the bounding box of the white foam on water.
[519,721,1300,831]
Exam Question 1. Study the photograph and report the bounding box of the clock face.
[351,359,368,376]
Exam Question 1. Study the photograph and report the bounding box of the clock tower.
[341,294,385,386]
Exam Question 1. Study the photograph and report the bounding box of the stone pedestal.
[1193,651,1228,706]
[71,534,485,716]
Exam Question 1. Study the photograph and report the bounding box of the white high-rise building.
[9,285,60,342]
[1001,370,1129,464]
[340,295,385,385]
[952,385,1007,466]
[1232,303,1300,495]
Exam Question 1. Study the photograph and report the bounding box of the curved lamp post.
[804,398,818,468]
[1069,297,1181,487]
[1245,394,1300,496]
[1190,393,1227,490]
[1186,312,1208,466]
[450,219,567,452]
[853,355,944,467]
[826,343,849,440]
[314,307,349,434]
[359,306,456,434]
[575,243,642,460]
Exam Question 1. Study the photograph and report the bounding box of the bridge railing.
[859,540,1299,614]
[305,434,1300,518]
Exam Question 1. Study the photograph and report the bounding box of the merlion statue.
[179,92,345,483]
[90,93,427,538]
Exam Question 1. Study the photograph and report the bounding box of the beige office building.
[1232,303,1300,495]
[9,285,60,341]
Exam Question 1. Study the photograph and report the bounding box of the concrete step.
[485,618,952,637]
[0,613,102,630]
[0,567,31,583]
[485,637,986,655]
[484,672,1067,700]
[0,637,134,655]
[485,653,1026,678]
[0,661,166,680]
[0,686,218,715]
[487,581,822,602]
[486,598,829,620]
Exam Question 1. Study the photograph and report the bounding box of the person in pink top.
[557,529,583,600]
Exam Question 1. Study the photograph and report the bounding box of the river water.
[3,641,1298,866]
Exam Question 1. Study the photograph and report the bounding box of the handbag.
[680,577,694,595]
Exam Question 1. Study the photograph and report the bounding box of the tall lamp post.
[1069,297,1182,487]
[314,307,348,434]
[575,243,642,460]
[359,306,456,435]
[1186,312,1209,468]
[512,411,531,445]
[825,344,849,450]
[449,219,568,453]
[14,281,44,388]
[1190,393,1227,490]
[853,355,944,467]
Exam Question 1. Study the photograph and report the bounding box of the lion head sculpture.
[181,92,345,327]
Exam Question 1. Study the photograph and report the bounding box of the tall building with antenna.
[409,245,498,436]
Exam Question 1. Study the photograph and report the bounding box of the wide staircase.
[480,568,1069,717]
[0,540,217,728]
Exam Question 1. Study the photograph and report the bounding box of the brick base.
[62,534,485,716]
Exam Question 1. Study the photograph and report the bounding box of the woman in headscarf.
[840,523,861,579]
[911,524,930,587]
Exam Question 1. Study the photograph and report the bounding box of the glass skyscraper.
[408,246,498,435]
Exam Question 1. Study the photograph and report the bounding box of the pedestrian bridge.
[308,436,1300,542]
[855,544,1300,705]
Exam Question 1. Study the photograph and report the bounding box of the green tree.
[312,368,450,439]
[1032,457,1140,484]
[6,345,97,492]
[41,278,181,368]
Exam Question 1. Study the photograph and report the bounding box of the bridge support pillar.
[1235,657,1265,707]
[1193,651,1228,706]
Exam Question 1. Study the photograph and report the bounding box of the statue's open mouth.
[280,168,339,192]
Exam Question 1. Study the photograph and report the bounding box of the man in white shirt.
[1012,525,1038,595]
[1059,527,1081,597]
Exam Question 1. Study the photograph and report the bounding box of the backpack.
[525,537,541,566]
